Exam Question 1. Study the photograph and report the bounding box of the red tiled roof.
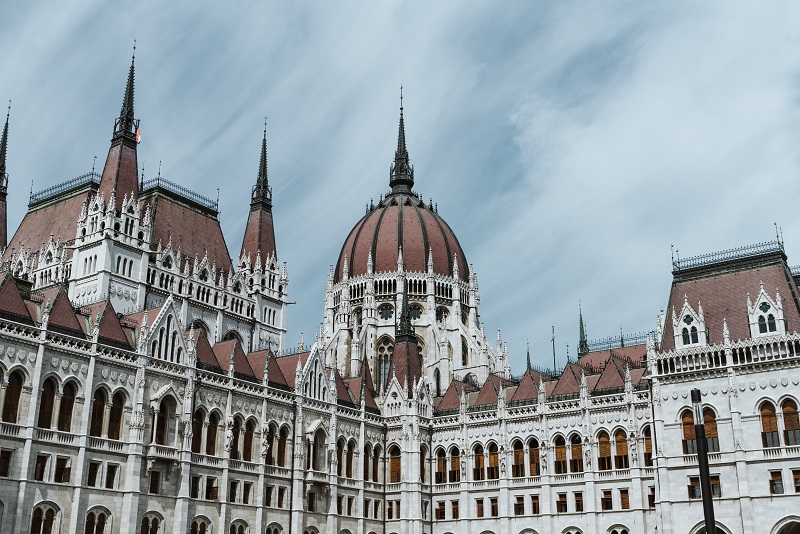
[274,351,311,389]
[333,370,355,406]
[551,364,582,396]
[662,257,800,350]
[578,344,646,369]
[148,194,232,273]
[510,370,542,403]
[392,340,423,395]
[593,356,625,392]
[334,193,468,282]
[244,349,289,389]
[211,340,255,378]
[39,286,84,337]
[472,375,516,407]
[194,331,220,370]
[80,300,132,349]
[240,208,277,262]
[0,273,34,324]
[436,380,479,411]
[2,189,92,263]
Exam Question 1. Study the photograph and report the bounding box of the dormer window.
[162,256,172,269]
[749,287,785,338]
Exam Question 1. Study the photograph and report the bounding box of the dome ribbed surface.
[334,193,468,283]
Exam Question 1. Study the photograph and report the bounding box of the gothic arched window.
[472,444,485,481]
[598,431,612,470]
[554,436,567,474]
[614,430,629,469]
[570,434,583,473]
[761,402,780,448]
[783,399,800,446]
[3,370,24,423]
[682,410,697,454]
[704,408,720,453]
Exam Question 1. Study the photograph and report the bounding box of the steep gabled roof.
[578,344,646,369]
[551,363,582,397]
[80,300,131,349]
[510,370,541,403]
[334,369,356,407]
[593,356,626,392]
[211,340,255,379]
[274,351,311,389]
[37,285,84,337]
[194,331,221,371]
[473,374,516,407]
[0,272,33,324]
[436,380,480,412]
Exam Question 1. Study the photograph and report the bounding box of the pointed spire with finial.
[116,42,137,139]
[240,119,277,261]
[251,117,272,208]
[0,100,9,186]
[389,87,414,193]
[526,340,532,372]
[578,304,589,357]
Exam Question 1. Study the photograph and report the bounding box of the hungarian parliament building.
[0,55,798,534]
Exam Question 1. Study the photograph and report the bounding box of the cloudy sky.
[2,2,799,372]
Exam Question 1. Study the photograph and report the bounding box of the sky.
[1,1,799,373]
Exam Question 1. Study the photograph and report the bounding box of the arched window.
[761,402,780,448]
[265,425,276,465]
[643,426,653,466]
[528,438,540,476]
[229,520,247,534]
[436,449,447,483]
[190,517,211,534]
[372,446,381,482]
[277,427,288,467]
[768,314,777,332]
[783,400,800,446]
[84,509,109,534]
[554,436,567,474]
[449,448,461,482]
[682,410,697,454]
[336,440,344,477]
[231,418,241,459]
[614,430,629,469]
[758,316,768,334]
[3,370,24,423]
[207,413,219,455]
[472,444,485,480]
[139,513,160,534]
[570,434,583,473]
[704,408,720,453]
[512,440,525,478]
[37,378,57,429]
[682,328,690,345]
[690,326,698,344]
[89,389,106,437]
[487,443,499,479]
[461,337,469,366]
[243,420,255,462]
[389,446,401,483]
[191,410,204,454]
[364,445,372,481]
[108,393,124,440]
[347,441,355,478]
[420,445,427,483]
[377,337,394,392]
[30,503,58,534]
[598,431,612,470]
[433,369,441,397]
[57,382,77,432]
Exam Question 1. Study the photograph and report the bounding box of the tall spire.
[578,306,589,357]
[251,119,272,208]
[389,87,414,194]
[526,340,532,371]
[240,122,277,262]
[396,286,414,344]
[0,101,9,249]
[98,45,140,212]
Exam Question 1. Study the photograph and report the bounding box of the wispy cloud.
[1,1,799,370]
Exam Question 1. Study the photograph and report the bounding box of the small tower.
[578,306,589,358]
[97,47,140,213]
[239,122,277,260]
[389,89,414,194]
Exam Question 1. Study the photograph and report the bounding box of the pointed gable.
[360,355,375,393]
[42,286,84,337]
[194,331,221,371]
[0,272,34,324]
[551,363,582,397]
[274,351,311,389]
[436,380,479,412]
[334,370,356,407]
[211,340,256,380]
[473,377,499,407]
[80,300,131,349]
[510,370,540,403]
[593,356,625,392]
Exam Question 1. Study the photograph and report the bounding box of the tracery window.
[436,449,446,483]
[139,513,161,534]
[37,378,57,429]
[643,426,653,466]
[84,509,109,534]
[2,370,23,423]
[389,446,401,483]
[487,443,499,479]
[682,410,697,454]
[512,440,525,478]
[704,409,720,453]
[30,503,58,534]
[378,305,394,320]
[190,517,210,534]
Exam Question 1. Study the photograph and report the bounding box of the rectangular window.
[602,490,613,510]
[490,497,498,517]
[475,498,484,518]
[337,496,344,515]
[278,487,286,508]
[205,477,218,500]
[771,471,785,494]
[390,455,401,483]
[794,470,800,493]
[243,482,252,505]
[191,476,201,499]
[451,500,459,519]
[557,493,567,513]
[514,495,524,516]
[307,492,315,512]
[348,496,353,516]
[266,486,274,507]
[435,501,445,520]
[688,477,701,499]
[150,471,161,495]
[54,457,70,483]
[711,475,721,497]
[575,492,584,512]
[530,495,540,515]
[229,480,239,503]
[648,486,656,508]
[87,461,100,487]
[395,500,400,518]
[34,455,48,481]
[373,500,380,519]
[387,499,394,520]
[364,499,370,518]
[422,500,429,520]
[105,464,118,489]
[620,489,630,509]
[0,450,12,477]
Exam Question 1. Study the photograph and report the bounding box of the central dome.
[334,192,468,283]
[334,101,468,283]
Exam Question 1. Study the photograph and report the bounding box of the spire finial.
[526,340,532,372]
[389,89,413,193]
[400,85,403,111]
[251,119,272,207]
[114,44,137,140]
[0,100,9,181]
[578,303,589,357]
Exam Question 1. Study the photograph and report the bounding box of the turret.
[239,122,277,261]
